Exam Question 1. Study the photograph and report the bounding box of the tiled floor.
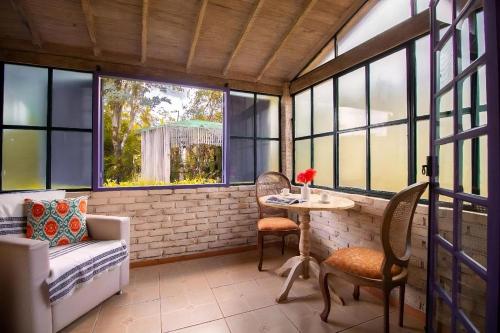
[62,247,425,333]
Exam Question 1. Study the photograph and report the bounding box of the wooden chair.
[319,182,428,333]
[255,172,300,271]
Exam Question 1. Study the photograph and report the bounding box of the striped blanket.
[47,240,128,304]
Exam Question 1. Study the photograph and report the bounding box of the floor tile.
[169,319,230,333]
[225,305,299,333]
[341,312,424,333]
[59,305,100,333]
[104,266,160,307]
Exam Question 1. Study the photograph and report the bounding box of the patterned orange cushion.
[258,217,298,231]
[324,247,402,279]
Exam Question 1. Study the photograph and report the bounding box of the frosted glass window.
[339,130,366,188]
[294,139,311,175]
[436,0,453,27]
[338,68,366,130]
[438,143,454,190]
[370,50,407,124]
[51,131,92,189]
[438,89,454,138]
[313,79,334,134]
[371,125,408,192]
[416,0,430,13]
[256,95,279,138]
[256,140,279,176]
[230,92,254,137]
[460,136,487,197]
[477,11,485,57]
[416,36,431,116]
[313,136,334,187]
[337,0,410,55]
[52,70,93,129]
[417,120,430,198]
[459,66,487,132]
[438,37,453,89]
[294,90,311,137]
[299,39,335,76]
[229,139,254,183]
[3,65,47,126]
[2,130,46,190]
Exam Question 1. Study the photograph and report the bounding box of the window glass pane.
[438,89,454,138]
[371,125,408,192]
[461,202,487,268]
[256,140,279,176]
[3,64,47,126]
[438,37,454,89]
[256,95,279,138]
[417,120,430,198]
[230,91,254,137]
[457,9,485,73]
[438,143,454,190]
[477,11,485,57]
[2,129,46,190]
[458,65,487,132]
[101,77,224,187]
[460,136,487,196]
[416,0,430,13]
[416,36,431,116]
[299,39,335,76]
[433,294,452,332]
[435,244,453,296]
[458,263,486,332]
[339,130,366,188]
[436,0,453,37]
[230,139,254,183]
[52,70,93,129]
[294,139,311,175]
[369,50,407,124]
[294,90,311,137]
[313,136,333,188]
[51,131,92,189]
[338,68,366,130]
[437,196,454,243]
[337,0,410,55]
[313,79,334,134]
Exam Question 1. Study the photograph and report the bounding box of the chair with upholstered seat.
[256,172,300,271]
[319,182,428,333]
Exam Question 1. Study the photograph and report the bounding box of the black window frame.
[229,89,282,185]
[0,62,94,193]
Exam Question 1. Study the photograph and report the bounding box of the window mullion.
[365,65,371,191]
[47,69,53,190]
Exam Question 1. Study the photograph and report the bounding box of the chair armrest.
[86,214,130,246]
[0,236,52,333]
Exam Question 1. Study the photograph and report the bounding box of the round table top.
[259,194,355,212]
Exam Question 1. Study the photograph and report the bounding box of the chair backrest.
[255,172,291,219]
[380,182,428,274]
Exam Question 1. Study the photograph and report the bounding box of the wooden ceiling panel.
[93,0,142,56]
[0,1,32,41]
[148,0,200,66]
[191,0,255,73]
[228,0,307,76]
[22,0,91,48]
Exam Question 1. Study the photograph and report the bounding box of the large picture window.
[1,64,93,191]
[98,76,226,188]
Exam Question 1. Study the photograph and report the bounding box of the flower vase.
[301,183,311,201]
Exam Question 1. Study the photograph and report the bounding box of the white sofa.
[0,192,130,333]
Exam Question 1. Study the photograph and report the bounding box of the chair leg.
[281,235,285,255]
[383,287,391,333]
[296,232,300,255]
[257,232,264,271]
[399,284,406,327]
[353,285,360,300]
[319,269,331,322]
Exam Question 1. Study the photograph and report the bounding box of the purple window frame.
[92,71,230,191]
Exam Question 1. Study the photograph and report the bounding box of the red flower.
[57,237,70,246]
[31,203,45,220]
[69,217,81,234]
[78,199,87,214]
[44,219,59,238]
[296,168,317,184]
[56,201,70,217]
[26,224,33,238]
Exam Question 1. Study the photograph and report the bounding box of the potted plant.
[296,168,316,201]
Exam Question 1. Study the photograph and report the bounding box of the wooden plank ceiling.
[0,0,361,89]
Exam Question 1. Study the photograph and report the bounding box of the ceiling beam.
[222,0,265,76]
[81,0,101,57]
[287,0,368,80]
[9,0,42,48]
[186,0,209,72]
[141,0,149,63]
[256,0,318,82]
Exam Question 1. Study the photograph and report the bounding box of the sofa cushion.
[0,190,65,237]
[25,196,89,247]
[47,239,128,304]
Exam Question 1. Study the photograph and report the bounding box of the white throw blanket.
[47,240,128,304]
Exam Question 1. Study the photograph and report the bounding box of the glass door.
[427,0,500,332]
